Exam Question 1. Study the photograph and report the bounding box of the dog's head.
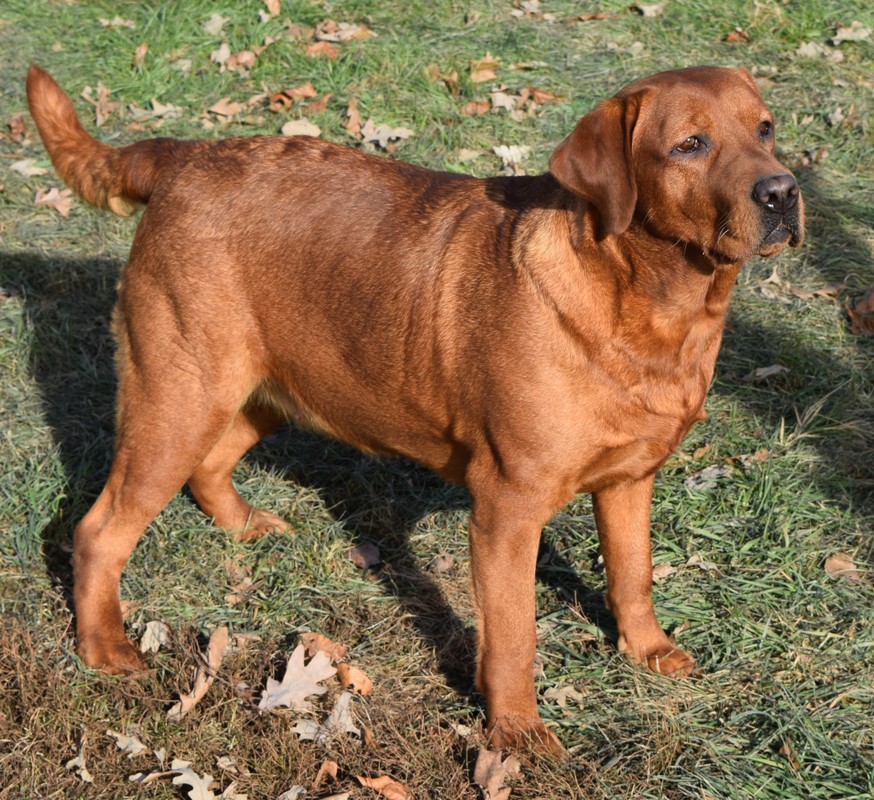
[549,66,804,261]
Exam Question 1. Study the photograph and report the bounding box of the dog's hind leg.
[73,329,257,672]
[187,399,290,540]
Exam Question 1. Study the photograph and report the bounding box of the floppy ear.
[548,94,641,237]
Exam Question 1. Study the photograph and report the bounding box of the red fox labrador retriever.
[27,64,803,754]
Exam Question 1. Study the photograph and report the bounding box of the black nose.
[753,174,799,213]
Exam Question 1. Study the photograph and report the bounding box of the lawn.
[1,1,873,798]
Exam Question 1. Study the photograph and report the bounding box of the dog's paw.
[78,636,148,674]
[643,646,696,677]
[488,716,566,757]
[233,508,292,542]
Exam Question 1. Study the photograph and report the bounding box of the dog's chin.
[754,223,803,258]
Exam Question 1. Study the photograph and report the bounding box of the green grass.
[1,0,873,798]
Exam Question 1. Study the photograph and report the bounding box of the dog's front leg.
[593,474,696,676]
[469,488,564,755]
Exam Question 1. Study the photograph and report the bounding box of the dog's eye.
[759,120,773,139]
[672,136,704,155]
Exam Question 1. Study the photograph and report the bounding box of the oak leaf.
[35,187,74,217]
[294,690,359,741]
[357,774,410,800]
[258,643,336,712]
[107,729,149,758]
[299,631,349,662]
[167,626,230,721]
[471,53,499,83]
[337,662,373,695]
[473,748,521,800]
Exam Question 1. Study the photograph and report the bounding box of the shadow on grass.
[3,168,871,699]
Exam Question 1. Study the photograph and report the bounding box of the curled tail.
[26,64,200,216]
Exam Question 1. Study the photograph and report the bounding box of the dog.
[26,63,803,754]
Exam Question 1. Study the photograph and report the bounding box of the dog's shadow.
[3,249,608,699]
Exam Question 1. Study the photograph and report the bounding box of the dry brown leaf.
[82,82,120,127]
[258,644,337,712]
[565,11,610,22]
[652,562,677,582]
[299,631,349,662]
[133,42,149,68]
[306,93,332,114]
[471,53,499,83]
[8,112,27,142]
[35,187,74,217]
[778,737,801,769]
[357,774,410,800]
[99,15,136,29]
[460,100,490,116]
[848,290,874,335]
[286,21,315,40]
[345,97,363,136]
[203,12,228,36]
[427,554,455,573]
[209,98,244,117]
[725,27,750,43]
[306,41,340,59]
[281,119,321,137]
[527,85,562,104]
[264,0,281,18]
[631,2,665,17]
[741,364,789,382]
[11,159,47,177]
[347,541,381,568]
[316,19,375,42]
[313,759,339,790]
[825,553,863,582]
[167,625,230,721]
[473,748,521,800]
[337,663,373,695]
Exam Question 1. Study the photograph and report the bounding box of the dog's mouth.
[755,214,803,257]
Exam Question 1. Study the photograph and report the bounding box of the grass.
[1,0,873,797]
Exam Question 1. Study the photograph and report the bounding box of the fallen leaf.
[81,81,120,127]
[460,100,490,116]
[428,554,455,573]
[306,94,332,114]
[316,19,375,42]
[741,364,789,382]
[778,737,801,769]
[652,562,678,582]
[565,11,610,22]
[100,15,136,29]
[337,663,373,695]
[684,464,732,491]
[127,98,183,122]
[361,119,414,150]
[527,85,562,104]
[258,643,336,712]
[832,20,871,45]
[306,41,340,59]
[490,90,520,113]
[281,119,321,137]
[685,554,720,572]
[169,759,218,800]
[8,112,27,142]
[345,97,363,136]
[211,42,231,66]
[263,0,281,18]
[299,631,349,662]
[167,626,231,721]
[133,42,149,68]
[543,684,584,707]
[471,53,499,83]
[140,620,171,653]
[203,13,229,36]
[34,187,74,217]
[848,290,874,335]
[277,788,307,800]
[209,98,244,117]
[65,739,94,784]
[313,759,339,790]
[294,691,359,741]
[226,50,257,73]
[286,21,316,40]
[825,553,863,582]
[11,159,47,177]
[725,28,750,43]
[215,755,250,777]
[457,148,485,162]
[493,144,531,174]
[796,41,845,63]
[473,748,521,800]
[107,729,149,758]
[347,541,382,568]
[631,2,665,17]
[357,774,410,800]
[224,559,254,605]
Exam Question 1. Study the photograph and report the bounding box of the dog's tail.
[26,64,201,216]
